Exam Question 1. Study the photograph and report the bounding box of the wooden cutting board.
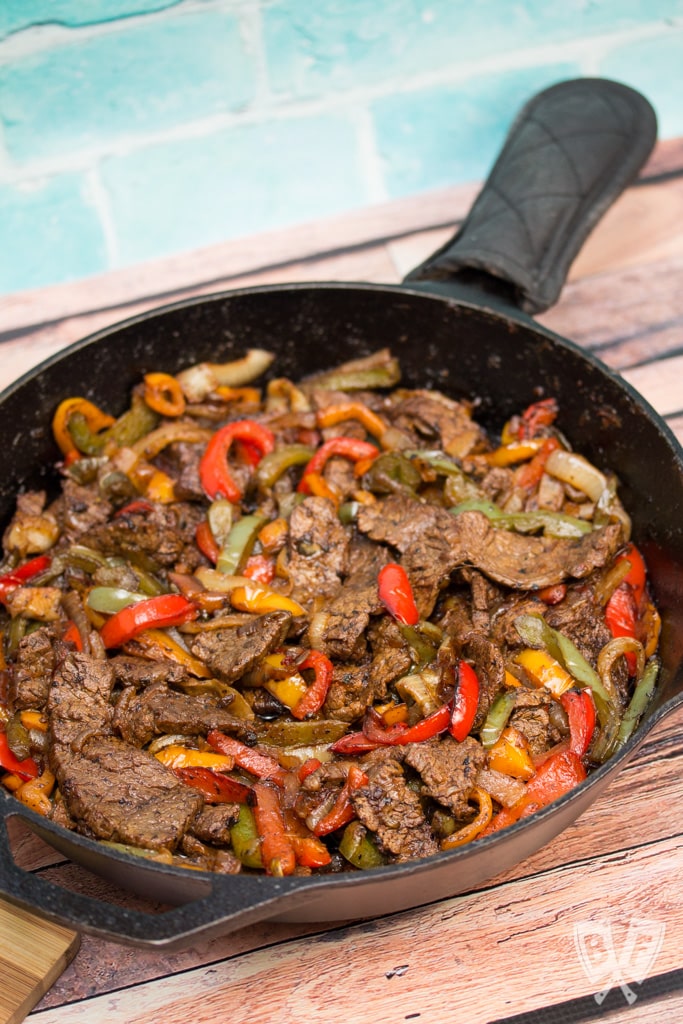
[0,901,80,1024]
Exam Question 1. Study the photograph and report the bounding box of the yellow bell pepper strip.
[377,562,419,626]
[20,710,48,733]
[144,469,176,504]
[216,514,267,575]
[264,672,308,710]
[560,689,596,758]
[449,661,480,742]
[313,764,369,837]
[291,650,334,720]
[0,555,52,604]
[482,749,587,836]
[173,766,252,804]
[229,583,306,617]
[517,397,559,440]
[484,438,547,467]
[302,471,341,503]
[254,445,315,490]
[338,821,384,869]
[15,769,55,816]
[52,397,115,457]
[488,726,535,780]
[214,385,261,405]
[154,745,235,771]
[143,372,186,417]
[99,594,198,648]
[199,420,275,502]
[514,649,576,697]
[207,730,287,786]
[297,437,379,494]
[440,787,493,849]
[316,401,388,441]
[0,732,39,780]
[253,783,296,877]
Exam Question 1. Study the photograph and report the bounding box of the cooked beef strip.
[287,496,349,606]
[387,389,484,458]
[323,662,374,722]
[55,480,113,540]
[47,648,115,748]
[358,496,623,591]
[509,688,563,758]
[82,502,187,569]
[190,611,291,683]
[475,767,527,808]
[113,681,255,747]
[462,632,506,731]
[307,547,387,661]
[404,736,486,820]
[109,655,188,690]
[190,803,241,844]
[8,625,59,711]
[351,759,438,862]
[367,619,413,698]
[154,441,204,501]
[545,585,614,666]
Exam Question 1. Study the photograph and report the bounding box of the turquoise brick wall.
[0,0,682,295]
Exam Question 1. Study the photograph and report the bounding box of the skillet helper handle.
[406,78,657,313]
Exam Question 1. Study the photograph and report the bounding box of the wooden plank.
[0,902,78,1024]
[621,355,683,417]
[27,831,683,1024]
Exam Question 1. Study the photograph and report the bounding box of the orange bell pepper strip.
[207,731,287,786]
[99,594,198,648]
[290,834,332,868]
[316,401,387,440]
[377,562,419,626]
[242,554,276,585]
[298,437,379,493]
[483,748,587,836]
[143,373,186,418]
[253,783,296,876]
[52,397,115,457]
[440,787,493,849]
[62,619,84,652]
[199,420,275,502]
[514,436,561,490]
[195,520,220,564]
[488,726,535,780]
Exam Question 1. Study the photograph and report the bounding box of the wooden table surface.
[1,137,682,1024]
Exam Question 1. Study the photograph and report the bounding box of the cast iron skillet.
[1,79,682,949]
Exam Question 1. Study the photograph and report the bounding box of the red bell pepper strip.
[0,733,39,780]
[605,584,639,675]
[483,748,587,836]
[613,543,647,607]
[362,703,450,746]
[242,554,276,585]
[0,555,52,604]
[377,562,419,626]
[114,499,155,518]
[515,436,561,490]
[62,620,84,652]
[290,834,332,868]
[517,397,558,440]
[297,437,378,494]
[537,583,567,605]
[253,783,296,876]
[449,661,480,742]
[207,730,287,786]
[297,757,324,782]
[330,731,382,756]
[199,420,275,502]
[560,689,596,758]
[291,650,334,720]
[174,766,253,804]
[99,594,198,648]
[313,764,369,837]
[195,520,220,564]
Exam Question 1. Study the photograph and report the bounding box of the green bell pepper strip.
[451,500,591,539]
[216,514,267,576]
[230,805,263,869]
[87,586,149,614]
[480,689,518,749]
[362,451,421,495]
[254,445,315,490]
[615,657,660,750]
[338,821,385,869]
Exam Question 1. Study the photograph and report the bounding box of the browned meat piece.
[307,548,387,661]
[109,655,188,690]
[51,736,202,850]
[545,585,613,666]
[438,594,474,643]
[191,803,241,844]
[367,619,412,698]
[388,389,484,457]
[8,625,58,711]
[351,759,438,862]
[2,490,59,558]
[113,682,256,747]
[475,767,527,808]
[509,689,563,758]
[490,595,547,647]
[190,611,291,683]
[154,442,204,501]
[467,570,502,633]
[56,480,113,540]
[47,649,115,748]
[82,501,187,569]
[358,496,622,591]
[404,736,486,820]
[323,662,374,722]
[462,632,506,731]
[287,496,349,606]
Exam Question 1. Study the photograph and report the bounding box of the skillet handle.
[405,78,657,314]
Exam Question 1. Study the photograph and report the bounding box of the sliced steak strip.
[287,496,349,607]
[307,548,387,661]
[47,649,115,748]
[113,681,255,747]
[190,803,241,845]
[387,389,484,458]
[8,625,58,711]
[462,632,506,731]
[190,611,291,684]
[82,501,186,569]
[54,480,113,541]
[323,662,374,722]
[109,655,188,690]
[351,759,438,862]
[404,736,486,820]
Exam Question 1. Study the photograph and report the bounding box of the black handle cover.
[406,78,657,313]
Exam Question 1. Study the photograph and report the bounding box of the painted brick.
[0,174,107,294]
[598,27,683,139]
[263,0,677,100]
[100,113,367,265]
[0,9,256,163]
[371,64,580,199]
[0,1,182,40]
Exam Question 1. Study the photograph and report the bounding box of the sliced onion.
[598,636,645,690]
[177,350,274,402]
[545,449,607,502]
